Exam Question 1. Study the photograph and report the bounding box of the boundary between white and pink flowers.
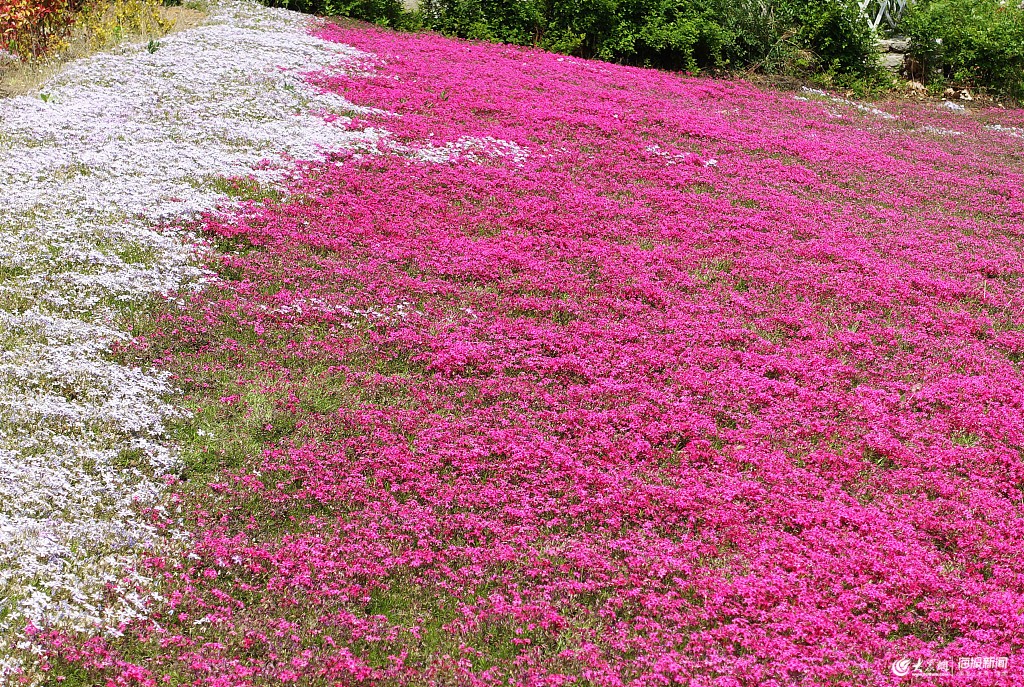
[0,1,384,677]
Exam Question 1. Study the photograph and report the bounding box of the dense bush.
[420,0,878,75]
[260,0,877,77]
[79,0,170,49]
[0,0,81,58]
[261,0,410,27]
[901,0,1024,99]
[0,0,169,60]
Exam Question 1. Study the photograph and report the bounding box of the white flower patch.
[798,87,897,121]
[985,123,1024,139]
[644,144,696,165]
[916,125,964,137]
[409,135,530,164]
[643,144,716,168]
[0,0,385,675]
[274,297,414,323]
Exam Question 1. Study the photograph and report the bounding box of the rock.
[880,53,906,72]
[877,38,910,53]
[906,80,926,91]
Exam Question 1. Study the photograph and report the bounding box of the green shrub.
[422,0,544,44]
[597,0,733,70]
[263,0,411,27]
[901,0,1024,99]
[422,0,878,76]
[262,0,878,78]
[785,0,876,75]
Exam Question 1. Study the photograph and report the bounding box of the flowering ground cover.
[11,3,1024,685]
[0,1,383,679]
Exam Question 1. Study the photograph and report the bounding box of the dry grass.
[0,3,206,98]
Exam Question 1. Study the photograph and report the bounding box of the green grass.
[115,242,162,266]
[694,257,734,285]
[0,265,28,282]
[206,175,283,203]
[950,430,980,447]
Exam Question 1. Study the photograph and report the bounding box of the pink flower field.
[40,16,1024,687]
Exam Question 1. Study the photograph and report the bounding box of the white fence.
[859,0,911,30]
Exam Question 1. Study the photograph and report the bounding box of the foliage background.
[901,0,1024,99]
[0,0,170,59]
[258,0,1024,98]
[5,0,1024,100]
[0,0,82,58]
[260,0,880,79]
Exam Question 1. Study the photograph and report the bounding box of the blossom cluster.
[25,5,1024,686]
